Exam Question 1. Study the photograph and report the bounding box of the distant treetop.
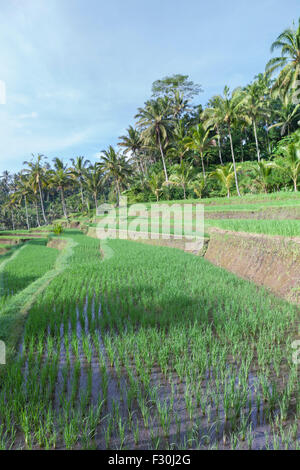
[151,74,203,100]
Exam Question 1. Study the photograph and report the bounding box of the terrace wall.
[205,228,300,304]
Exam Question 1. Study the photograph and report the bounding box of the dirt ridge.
[205,227,300,304]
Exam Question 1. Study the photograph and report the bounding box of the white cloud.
[17,111,38,120]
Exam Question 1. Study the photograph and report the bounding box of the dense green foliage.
[1,18,300,230]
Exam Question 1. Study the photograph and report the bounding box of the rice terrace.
[1,1,300,455]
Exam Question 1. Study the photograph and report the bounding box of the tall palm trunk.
[94,192,98,210]
[79,179,84,206]
[11,210,15,231]
[24,195,30,230]
[216,124,223,165]
[35,201,41,227]
[115,179,121,207]
[293,176,298,192]
[38,180,47,224]
[200,152,206,179]
[228,125,241,197]
[265,120,271,154]
[253,120,261,162]
[157,132,169,182]
[240,138,244,162]
[141,157,147,176]
[60,187,68,219]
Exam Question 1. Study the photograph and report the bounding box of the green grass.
[205,219,300,237]
[93,215,300,238]
[0,244,11,252]
[140,190,300,208]
[0,231,298,449]
[0,240,58,300]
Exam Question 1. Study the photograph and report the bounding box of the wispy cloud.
[0,0,298,172]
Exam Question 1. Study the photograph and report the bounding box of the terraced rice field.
[205,219,300,237]
[92,214,300,238]
[0,231,299,450]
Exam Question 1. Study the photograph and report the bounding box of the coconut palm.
[171,90,190,119]
[184,123,217,179]
[275,142,300,191]
[23,154,48,224]
[13,175,33,230]
[84,164,103,210]
[240,82,270,161]
[2,196,19,230]
[192,174,206,199]
[202,96,225,165]
[99,146,131,207]
[70,156,91,208]
[135,98,173,182]
[168,161,195,199]
[147,171,164,202]
[268,100,300,136]
[118,126,145,175]
[252,159,276,193]
[266,18,300,100]
[210,163,241,198]
[167,120,190,165]
[205,87,245,196]
[0,171,11,192]
[254,72,275,154]
[49,158,71,219]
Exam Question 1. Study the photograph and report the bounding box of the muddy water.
[15,293,300,450]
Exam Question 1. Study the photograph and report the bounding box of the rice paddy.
[0,231,299,450]
[205,219,300,237]
[92,213,300,238]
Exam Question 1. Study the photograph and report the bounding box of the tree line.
[1,18,300,230]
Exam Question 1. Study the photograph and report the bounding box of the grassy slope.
[0,240,61,359]
[88,189,300,237]
[205,219,300,237]
[0,231,298,448]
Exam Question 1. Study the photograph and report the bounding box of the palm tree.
[240,82,270,161]
[84,164,103,210]
[202,96,225,165]
[3,196,18,231]
[275,143,300,191]
[168,161,195,199]
[184,123,217,179]
[70,156,90,207]
[210,163,241,198]
[205,87,245,196]
[268,100,300,136]
[192,174,206,199]
[167,120,189,164]
[23,154,48,224]
[0,171,11,192]
[147,171,164,202]
[171,91,190,119]
[49,158,71,219]
[14,175,33,230]
[99,146,131,207]
[118,126,145,175]
[135,98,173,182]
[252,159,275,193]
[266,18,300,100]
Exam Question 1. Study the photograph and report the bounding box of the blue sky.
[0,0,299,173]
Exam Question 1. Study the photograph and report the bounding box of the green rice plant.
[205,218,300,237]
[0,229,298,450]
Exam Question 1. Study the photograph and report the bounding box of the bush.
[53,223,64,236]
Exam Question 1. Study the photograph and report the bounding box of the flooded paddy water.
[0,234,299,450]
